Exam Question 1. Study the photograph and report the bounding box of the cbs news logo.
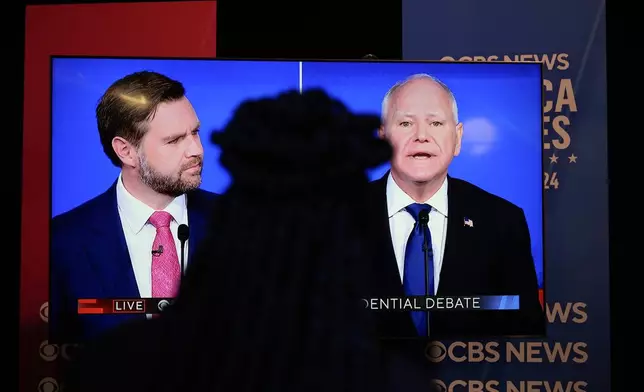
[431,380,587,392]
[432,379,499,392]
[426,340,588,363]
[39,341,79,362]
[38,377,62,392]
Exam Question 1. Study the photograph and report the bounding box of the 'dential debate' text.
[364,296,480,310]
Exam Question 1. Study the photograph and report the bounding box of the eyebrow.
[162,122,201,142]
[394,112,444,119]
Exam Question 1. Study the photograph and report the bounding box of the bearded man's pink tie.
[149,211,181,298]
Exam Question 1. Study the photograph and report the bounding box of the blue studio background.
[52,58,543,288]
[301,61,543,287]
[51,57,299,215]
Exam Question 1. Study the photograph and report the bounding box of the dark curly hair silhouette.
[65,89,433,392]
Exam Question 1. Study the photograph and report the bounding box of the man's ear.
[378,125,386,140]
[453,122,464,156]
[112,137,138,167]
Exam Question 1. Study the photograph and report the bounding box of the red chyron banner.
[21,2,217,391]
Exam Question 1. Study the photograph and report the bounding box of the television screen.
[49,57,544,343]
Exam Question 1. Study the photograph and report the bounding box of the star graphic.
[568,154,578,163]
[549,153,558,164]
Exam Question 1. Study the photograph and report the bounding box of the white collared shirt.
[386,173,448,293]
[116,174,189,297]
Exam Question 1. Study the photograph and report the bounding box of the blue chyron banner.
[402,1,608,390]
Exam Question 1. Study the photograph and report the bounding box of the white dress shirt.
[386,173,448,293]
[116,174,189,298]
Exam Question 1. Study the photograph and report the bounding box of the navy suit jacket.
[367,174,545,339]
[50,181,218,344]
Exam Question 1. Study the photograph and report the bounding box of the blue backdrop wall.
[52,58,544,288]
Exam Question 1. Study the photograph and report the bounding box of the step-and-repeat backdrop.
[402,0,608,390]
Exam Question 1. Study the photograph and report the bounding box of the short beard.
[138,152,202,197]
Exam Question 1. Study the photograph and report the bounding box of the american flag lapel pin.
[464,218,474,227]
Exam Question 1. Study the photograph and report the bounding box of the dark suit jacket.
[50,181,217,344]
[367,174,545,339]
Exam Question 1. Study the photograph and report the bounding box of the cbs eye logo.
[38,377,60,392]
[40,341,79,361]
[39,341,59,362]
[61,343,80,361]
[40,302,49,323]
[425,341,447,363]
[158,299,171,312]
[431,380,447,392]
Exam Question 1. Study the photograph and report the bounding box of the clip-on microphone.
[151,245,164,257]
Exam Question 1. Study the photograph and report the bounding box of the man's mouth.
[410,153,434,160]
[184,162,202,171]
[185,158,203,169]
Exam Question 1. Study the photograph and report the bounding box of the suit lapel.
[87,183,140,298]
[437,176,470,294]
[370,174,405,297]
[186,191,208,267]
[85,187,212,297]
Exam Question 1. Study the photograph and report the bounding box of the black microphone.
[418,209,431,336]
[178,224,190,280]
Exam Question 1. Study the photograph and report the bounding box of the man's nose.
[186,134,204,157]
[415,124,433,142]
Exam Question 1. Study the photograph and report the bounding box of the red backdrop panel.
[21,2,217,391]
